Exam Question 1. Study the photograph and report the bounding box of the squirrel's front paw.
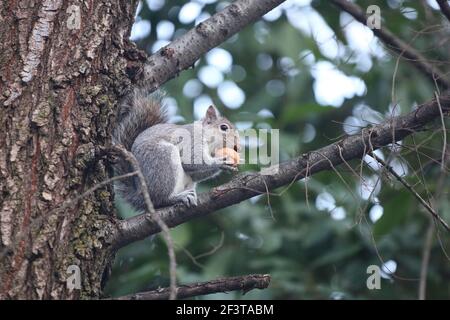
[177,189,198,207]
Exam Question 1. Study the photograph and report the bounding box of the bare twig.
[112,96,450,248]
[419,220,434,300]
[110,274,271,300]
[437,0,450,23]
[418,148,449,299]
[420,138,450,299]
[177,232,225,268]
[194,232,225,260]
[330,0,450,89]
[370,152,450,232]
[421,0,435,21]
[435,92,447,171]
[112,145,178,300]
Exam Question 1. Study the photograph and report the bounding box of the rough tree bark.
[0,0,141,299]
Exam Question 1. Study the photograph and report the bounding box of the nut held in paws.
[215,147,240,166]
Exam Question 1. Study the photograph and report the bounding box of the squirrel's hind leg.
[162,142,198,207]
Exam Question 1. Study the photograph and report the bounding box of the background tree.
[1,0,449,300]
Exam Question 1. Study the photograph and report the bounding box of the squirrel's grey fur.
[113,88,240,211]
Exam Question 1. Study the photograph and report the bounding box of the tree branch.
[110,274,271,300]
[330,0,450,90]
[112,96,450,249]
[139,0,286,91]
[437,0,450,23]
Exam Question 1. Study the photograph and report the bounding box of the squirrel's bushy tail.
[113,88,167,150]
[112,88,168,208]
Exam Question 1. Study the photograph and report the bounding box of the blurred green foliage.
[105,0,450,299]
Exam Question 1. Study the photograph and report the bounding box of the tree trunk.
[0,0,141,299]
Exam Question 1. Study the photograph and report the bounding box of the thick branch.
[111,274,271,300]
[140,0,286,90]
[112,96,450,249]
[437,0,450,23]
[330,0,450,89]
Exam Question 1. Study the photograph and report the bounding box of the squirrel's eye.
[220,124,229,132]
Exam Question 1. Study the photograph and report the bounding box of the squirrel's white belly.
[172,167,193,195]
[163,141,194,195]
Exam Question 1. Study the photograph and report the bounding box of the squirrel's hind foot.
[171,189,198,207]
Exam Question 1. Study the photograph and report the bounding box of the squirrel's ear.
[203,105,218,123]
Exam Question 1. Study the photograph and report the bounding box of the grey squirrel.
[112,88,240,211]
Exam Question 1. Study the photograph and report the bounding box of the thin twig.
[262,178,276,221]
[418,144,449,299]
[370,152,450,232]
[177,245,205,269]
[177,232,225,269]
[434,92,447,172]
[194,232,225,260]
[110,274,271,300]
[330,0,450,89]
[419,219,434,300]
[113,145,178,300]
